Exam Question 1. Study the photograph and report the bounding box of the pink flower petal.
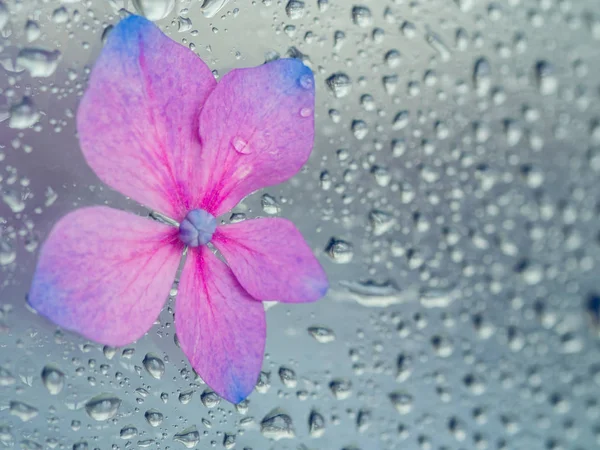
[197,59,315,216]
[28,207,182,346]
[213,218,328,303]
[77,15,216,220]
[176,246,266,403]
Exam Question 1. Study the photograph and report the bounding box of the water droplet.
[389,391,413,414]
[425,30,451,61]
[17,48,61,78]
[0,366,16,386]
[9,401,38,422]
[261,193,280,214]
[351,120,369,139]
[325,238,354,263]
[120,426,138,439]
[232,136,251,154]
[285,0,305,20]
[278,366,297,388]
[298,73,313,90]
[393,110,410,130]
[9,97,39,129]
[200,389,221,408]
[41,365,64,395]
[142,353,165,379]
[200,0,232,18]
[369,209,396,236]
[473,57,491,95]
[356,409,371,432]
[308,410,326,437]
[260,408,296,440]
[85,394,121,421]
[223,433,236,449]
[24,20,41,42]
[256,371,271,393]
[178,389,194,404]
[0,2,8,31]
[352,5,373,27]
[145,409,164,427]
[132,0,175,21]
[299,106,312,118]
[535,60,558,95]
[307,326,335,343]
[173,427,200,448]
[326,72,352,98]
[329,378,352,399]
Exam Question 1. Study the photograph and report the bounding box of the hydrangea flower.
[28,15,328,403]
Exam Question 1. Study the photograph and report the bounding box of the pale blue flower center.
[178,209,217,247]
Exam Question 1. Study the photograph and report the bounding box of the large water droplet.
[145,409,164,427]
[309,410,326,437]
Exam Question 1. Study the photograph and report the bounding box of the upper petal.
[212,218,328,303]
[175,246,266,404]
[77,15,217,220]
[28,206,182,347]
[197,58,315,216]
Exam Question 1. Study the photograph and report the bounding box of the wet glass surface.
[1,0,600,449]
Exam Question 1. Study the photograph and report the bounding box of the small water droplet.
[41,365,65,395]
[0,366,16,386]
[285,0,305,20]
[9,401,38,422]
[300,107,312,117]
[390,391,413,414]
[9,97,39,129]
[85,394,121,421]
[307,326,335,343]
[535,60,558,95]
[278,366,297,388]
[145,409,164,427]
[232,136,251,154]
[120,426,138,439]
[173,427,200,448]
[308,410,326,437]
[260,408,296,440]
[329,378,352,399]
[200,0,232,18]
[325,238,354,264]
[352,5,373,27]
[142,353,165,379]
[133,0,175,21]
[200,389,221,408]
[326,72,352,98]
[17,48,61,78]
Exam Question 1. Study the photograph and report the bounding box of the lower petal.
[175,246,266,404]
[212,218,328,303]
[28,206,182,346]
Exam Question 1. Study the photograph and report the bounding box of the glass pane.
[1,1,598,449]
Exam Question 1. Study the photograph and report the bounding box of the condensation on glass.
[1,0,600,449]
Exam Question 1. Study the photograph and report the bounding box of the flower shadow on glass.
[28,15,328,404]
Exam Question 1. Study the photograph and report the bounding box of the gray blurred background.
[1,0,600,449]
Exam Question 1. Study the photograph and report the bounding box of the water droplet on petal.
[232,136,251,154]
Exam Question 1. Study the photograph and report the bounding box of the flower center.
[178,209,217,247]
